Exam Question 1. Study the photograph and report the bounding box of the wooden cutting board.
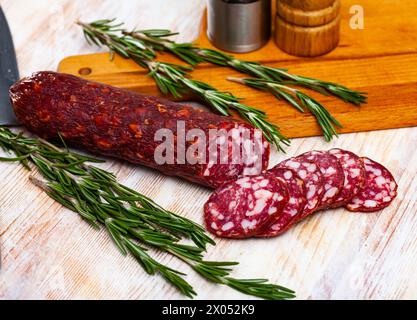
[58,0,417,139]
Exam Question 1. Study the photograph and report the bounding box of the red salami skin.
[9,72,269,189]
[276,157,324,219]
[256,168,306,237]
[346,157,398,212]
[328,148,365,207]
[297,150,344,209]
[204,175,288,238]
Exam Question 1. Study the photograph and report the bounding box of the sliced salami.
[256,168,306,237]
[297,150,344,209]
[346,157,398,212]
[277,157,324,219]
[328,148,366,207]
[204,175,288,238]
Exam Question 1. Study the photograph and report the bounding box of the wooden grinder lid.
[275,0,341,57]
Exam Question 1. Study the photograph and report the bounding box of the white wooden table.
[1,0,416,300]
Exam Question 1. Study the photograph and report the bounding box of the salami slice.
[204,175,288,238]
[256,168,306,237]
[9,71,270,189]
[328,148,365,207]
[277,158,324,219]
[297,150,344,209]
[346,157,397,212]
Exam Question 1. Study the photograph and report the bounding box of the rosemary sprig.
[125,26,367,139]
[0,127,295,300]
[77,19,289,151]
[126,28,367,104]
[228,77,342,141]
[130,29,204,66]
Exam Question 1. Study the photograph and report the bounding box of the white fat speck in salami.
[328,149,366,207]
[204,175,288,238]
[256,168,307,238]
[297,150,344,209]
[276,157,324,219]
[345,157,398,212]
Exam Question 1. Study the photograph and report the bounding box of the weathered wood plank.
[1,0,416,300]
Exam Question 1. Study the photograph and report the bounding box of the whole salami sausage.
[9,72,269,188]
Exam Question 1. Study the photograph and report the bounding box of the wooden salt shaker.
[275,0,341,57]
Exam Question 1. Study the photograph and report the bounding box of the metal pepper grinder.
[207,0,271,53]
